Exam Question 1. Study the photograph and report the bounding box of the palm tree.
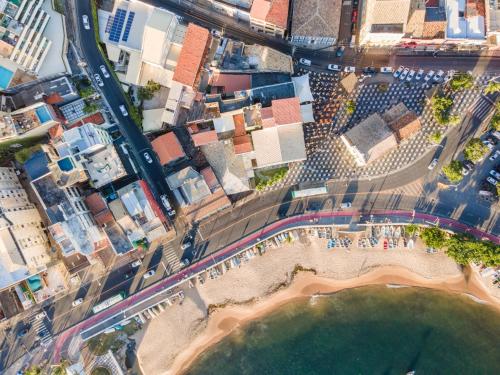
[51,359,70,375]
[24,366,43,375]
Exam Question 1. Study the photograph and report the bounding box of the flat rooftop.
[83,146,127,189]
[291,0,342,39]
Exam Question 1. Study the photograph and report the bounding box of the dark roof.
[251,73,291,88]
[425,7,447,22]
[24,151,50,181]
[31,174,75,223]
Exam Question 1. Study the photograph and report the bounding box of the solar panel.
[108,8,126,43]
[121,11,135,42]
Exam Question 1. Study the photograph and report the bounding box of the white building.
[487,0,500,44]
[0,167,50,291]
[446,0,486,41]
[55,123,113,157]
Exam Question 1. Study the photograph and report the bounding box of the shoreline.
[168,266,499,375]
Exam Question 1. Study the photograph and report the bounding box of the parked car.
[393,66,404,78]
[143,270,156,279]
[340,202,352,209]
[351,9,358,23]
[143,152,153,164]
[181,242,192,250]
[363,66,376,75]
[415,69,424,81]
[461,166,470,176]
[400,68,410,80]
[336,46,345,57]
[463,160,475,171]
[486,136,498,146]
[299,58,311,66]
[72,298,83,307]
[160,195,171,210]
[406,69,416,81]
[428,158,439,170]
[344,66,356,73]
[489,170,500,180]
[99,65,110,78]
[93,73,103,87]
[131,259,142,268]
[181,258,190,267]
[433,70,444,82]
[327,64,342,71]
[482,139,495,151]
[489,150,500,161]
[82,15,90,30]
[424,70,435,82]
[486,176,498,186]
[119,104,128,116]
[380,66,393,73]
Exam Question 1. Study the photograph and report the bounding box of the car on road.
[93,73,103,87]
[143,152,153,164]
[343,66,355,73]
[181,242,191,250]
[351,9,358,23]
[400,68,410,80]
[415,69,424,81]
[461,165,470,175]
[380,67,393,73]
[490,170,500,180]
[486,176,498,186]
[181,258,190,267]
[424,70,435,82]
[82,15,90,30]
[363,66,376,75]
[327,64,342,71]
[406,69,415,81]
[35,311,46,320]
[299,58,311,66]
[489,150,500,161]
[463,160,475,172]
[160,195,172,210]
[99,65,110,78]
[433,70,444,82]
[336,46,345,57]
[428,158,439,170]
[143,270,156,279]
[340,202,352,209]
[119,105,128,116]
[72,298,83,307]
[482,139,495,151]
[393,66,404,78]
[131,259,142,268]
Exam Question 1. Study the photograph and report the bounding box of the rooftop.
[211,73,252,95]
[270,97,303,126]
[151,132,185,166]
[24,150,50,181]
[291,0,341,39]
[172,23,211,87]
[83,146,127,189]
[85,193,107,216]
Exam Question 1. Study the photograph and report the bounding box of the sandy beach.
[134,236,500,375]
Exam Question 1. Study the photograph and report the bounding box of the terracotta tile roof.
[49,124,63,139]
[85,193,107,216]
[82,112,105,125]
[200,166,219,191]
[234,134,253,154]
[250,0,271,20]
[151,132,185,166]
[211,73,252,94]
[192,130,218,146]
[266,0,290,29]
[271,97,302,125]
[261,106,276,128]
[95,209,114,226]
[233,113,246,136]
[173,23,211,87]
[68,120,83,129]
[45,93,63,105]
[389,113,421,142]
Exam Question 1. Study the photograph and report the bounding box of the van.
[340,202,352,209]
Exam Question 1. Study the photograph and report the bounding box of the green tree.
[79,86,94,99]
[490,112,500,131]
[446,234,500,266]
[445,233,477,265]
[497,184,500,197]
[463,138,489,162]
[428,131,443,144]
[442,160,463,183]
[138,80,161,101]
[406,224,419,237]
[484,81,500,95]
[420,227,447,249]
[449,72,473,91]
[51,359,70,375]
[431,95,454,125]
[346,100,356,115]
[83,101,99,114]
[25,366,43,375]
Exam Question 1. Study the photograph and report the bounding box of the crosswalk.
[162,242,181,274]
[29,313,52,347]
[469,95,495,122]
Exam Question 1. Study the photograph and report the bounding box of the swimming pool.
[35,106,53,123]
[0,65,14,89]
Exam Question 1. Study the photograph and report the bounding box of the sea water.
[186,286,500,375]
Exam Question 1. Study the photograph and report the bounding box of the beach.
[134,236,500,375]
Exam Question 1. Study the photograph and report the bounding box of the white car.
[424,70,435,82]
[343,66,356,73]
[160,195,171,210]
[143,270,156,279]
[400,68,410,80]
[72,298,83,307]
[99,65,110,78]
[299,58,311,66]
[406,70,416,81]
[131,260,142,268]
[340,202,352,209]
[380,67,393,74]
[486,176,498,186]
[489,150,500,161]
[119,105,128,116]
[181,242,191,250]
[482,140,495,151]
[35,311,46,320]
[93,73,103,87]
[492,131,500,140]
[393,66,404,78]
[327,64,342,72]
[82,15,90,30]
[489,170,500,180]
[415,69,424,81]
[433,70,444,82]
[143,152,153,164]
[428,158,439,170]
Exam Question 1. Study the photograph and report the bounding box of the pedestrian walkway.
[29,314,52,347]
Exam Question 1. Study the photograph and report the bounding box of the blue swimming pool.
[0,65,14,89]
[57,157,75,172]
[35,106,53,123]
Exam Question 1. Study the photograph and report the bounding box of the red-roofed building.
[250,0,289,38]
[85,193,107,216]
[151,132,186,166]
[271,97,302,125]
[200,166,219,192]
[211,73,252,95]
[48,124,64,139]
[82,112,105,125]
[233,134,253,154]
[261,107,276,128]
[172,23,211,88]
[192,130,219,146]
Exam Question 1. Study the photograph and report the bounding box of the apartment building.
[487,0,500,44]
[249,0,289,38]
